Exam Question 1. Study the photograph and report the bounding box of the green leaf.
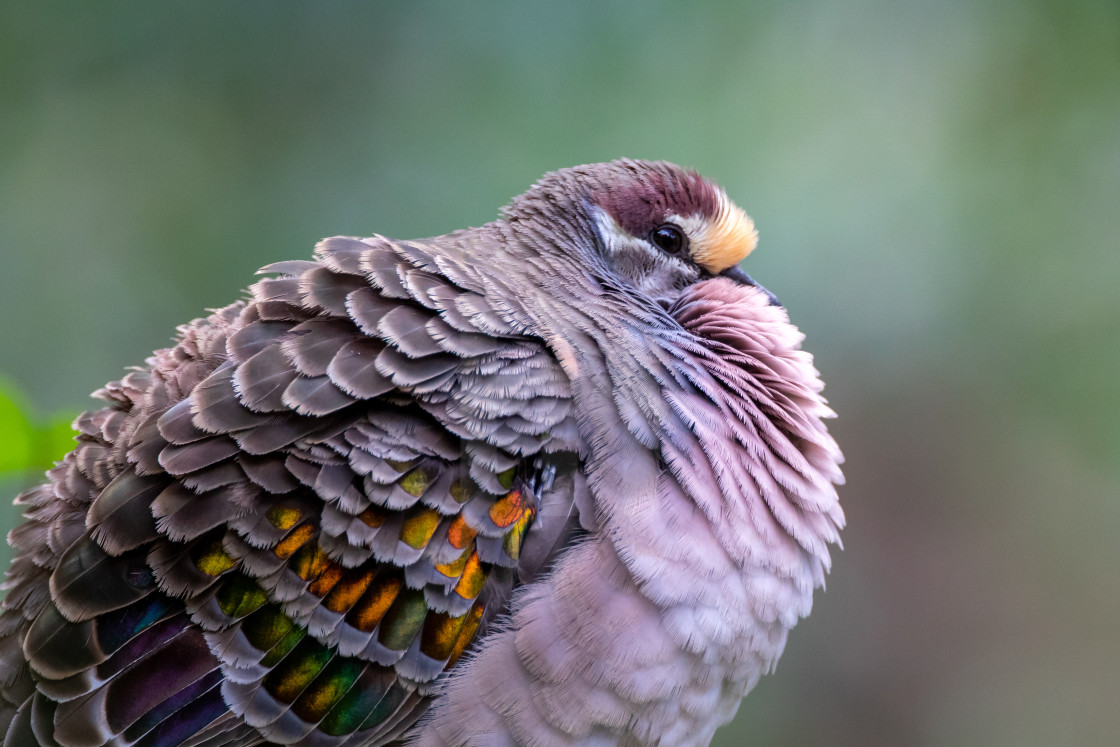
[0,378,78,477]
[0,384,34,475]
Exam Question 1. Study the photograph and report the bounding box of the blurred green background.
[2,1,1118,744]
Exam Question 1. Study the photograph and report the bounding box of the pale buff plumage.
[672,191,759,275]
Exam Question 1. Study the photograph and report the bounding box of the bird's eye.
[650,224,686,256]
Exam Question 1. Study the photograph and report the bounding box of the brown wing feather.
[0,235,581,746]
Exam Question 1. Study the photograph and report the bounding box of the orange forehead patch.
[675,193,758,274]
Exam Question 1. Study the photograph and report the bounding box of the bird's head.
[503,159,774,305]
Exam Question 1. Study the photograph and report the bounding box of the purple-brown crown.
[505,160,758,274]
[590,160,758,274]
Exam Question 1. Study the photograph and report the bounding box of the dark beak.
[719,265,781,307]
